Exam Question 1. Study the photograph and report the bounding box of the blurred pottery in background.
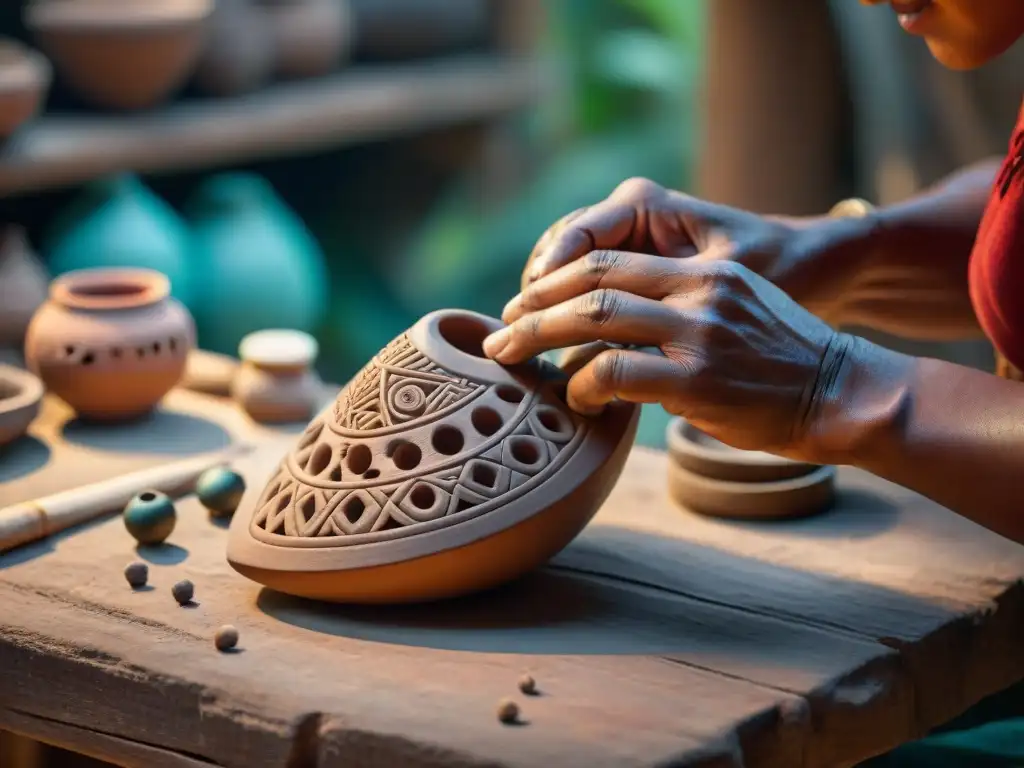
[665,418,836,520]
[44,174,196,311]
[0,226,49,349]
[0,39,51,139]
[348,0,488,61]
[0,365,44,448]
[226,308,640,604]
[185,172,329,355]
[258,0,353,79]
[24,268,195,421]
[24,0,213,110]
[231,329,323,424]
[194,0,274,96]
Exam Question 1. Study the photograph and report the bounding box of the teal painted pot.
[185,173,329,355]
[44,174,195,311]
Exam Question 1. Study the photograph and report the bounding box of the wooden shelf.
[0,55,543,197]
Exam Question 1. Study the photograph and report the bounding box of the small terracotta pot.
[227,309,641,604]
[258,0,353,79]
[24,268,195,421]
[193,0,274,96]
[0,39,51,139]
[0,365,44,448]
[667,462,837,522]
[666,417,820,483]
[0,226,49,348]
[231,328,323,424]
[24,0,213,110]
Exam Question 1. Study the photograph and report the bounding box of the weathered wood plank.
[0,56,543,197]
[1,388,1023,767]
[0,708,216,768]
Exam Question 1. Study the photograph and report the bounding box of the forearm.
[810,334,1024,544]
[832,158,1002,340]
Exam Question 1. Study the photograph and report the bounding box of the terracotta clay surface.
[24,0,213,110]
[3,386,1024,767]
[0,39,50,138]
[0,364,43,448]
[227,309,640,603]
[24,268,195,421]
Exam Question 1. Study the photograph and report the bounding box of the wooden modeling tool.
[0,443,253,552]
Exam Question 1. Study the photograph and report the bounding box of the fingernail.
[567,394,606,417]
[483,328,512,359]
[501,294,522,322]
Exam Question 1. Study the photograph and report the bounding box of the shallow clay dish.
[24,0,213,110]
[0,39,51,139]
[666,417,821,483]
[24,268,195,421]
[227,309,640,604]
[0,365,44,448]
[667,461,837,521]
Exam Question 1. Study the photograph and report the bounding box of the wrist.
[784,213,882,324]
[800,332,915,467]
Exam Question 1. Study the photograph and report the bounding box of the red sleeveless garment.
[969,99,1024,380]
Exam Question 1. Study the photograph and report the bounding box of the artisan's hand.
[487,252,850,460]
[521,177,863,325]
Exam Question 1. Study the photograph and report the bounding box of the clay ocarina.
[226,309,640,603]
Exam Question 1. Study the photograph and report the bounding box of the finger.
[526,202,640,284]
[554,341,619,377]
[566,348,685,415]
[504,250,694,324]
[484,290,681,364]
[523,207,588,290]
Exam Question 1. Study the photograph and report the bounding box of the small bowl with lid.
[231,328,324,424]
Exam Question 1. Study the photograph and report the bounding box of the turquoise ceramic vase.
[185,173,330,355]
[44,174,195,310]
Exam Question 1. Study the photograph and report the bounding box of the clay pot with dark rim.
[227,309,640,604]
[24,268,195,421]
[0,39,51,139]
[24,0,213,110]
[0,365,44,448]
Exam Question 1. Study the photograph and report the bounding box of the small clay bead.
[123,490,177,545]
[172,579,194,605]
[496,698,519,725]
[195,466,247,519]
[518,674,537,695]
[214,625,239,652]
[124,561,148,589]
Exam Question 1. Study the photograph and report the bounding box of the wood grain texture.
[1,388,1022,767]
[0,708,213,768]
[0,56,543,197]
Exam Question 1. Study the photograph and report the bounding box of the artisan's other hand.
[521,177,863,326]
[488,252,859,461]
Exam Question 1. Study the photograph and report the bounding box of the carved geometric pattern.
[250,353,586,545]
[332,334,483,432]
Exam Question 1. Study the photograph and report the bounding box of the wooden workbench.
[1,385,1023,768]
